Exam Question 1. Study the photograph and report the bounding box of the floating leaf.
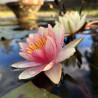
[0,27,28,40]
[42,89,60,98]
[64,74,79,86]
[2,81,60,98]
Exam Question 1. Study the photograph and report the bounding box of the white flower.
[57,11,87,36]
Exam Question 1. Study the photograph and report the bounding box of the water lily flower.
[11,24,83,84]
[57,11,87,36]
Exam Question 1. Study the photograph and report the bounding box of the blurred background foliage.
[0,0,98,19]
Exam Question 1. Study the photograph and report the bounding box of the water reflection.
[0,38,24,96]
[85,35,98,95]
[62,50,82,68]
[0,39,24,67]
[59,31,98,98]
[0,39,13,54]
[0,67,22,96]
[6,0,44,30]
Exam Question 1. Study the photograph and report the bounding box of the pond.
[0,18,98,98]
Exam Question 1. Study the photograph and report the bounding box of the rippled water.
[0,19,98,98]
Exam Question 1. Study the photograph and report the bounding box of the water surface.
[0,19,98,98]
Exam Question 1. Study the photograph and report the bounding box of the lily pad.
[0,26,29,40]
[2,81,60,98]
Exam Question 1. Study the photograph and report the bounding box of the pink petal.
[47,24,56,41]
[45,36,57,61]
[26,37,33,44]
[19,52,33,61]
[54,24,64,56]
[55,48,76,63]
[31,48,49,63]
[11,61,42,68]
[43,61,54,71]
[26,33,41,44]
[45,63,62,84]
[19,65,46,79]
[19,42,28,52]
[38,25,56,39]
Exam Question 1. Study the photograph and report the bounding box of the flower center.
[27,35,47,54]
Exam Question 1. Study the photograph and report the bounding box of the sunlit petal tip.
[19,65,46,80]
[18,71,33,80]
[19,42,25,47]
[29,34,34,38]
[38,26,45,35]
[11,63,18,68]
[19,42,27,51]
[48,24,52,28]
[19,42,22,46]
[71,37,84,48]
[43,61,54,71]
[11,61,42,68]
[45,63,62,84]
[18,72,30,80]
[11,61,27,68]
[11,62,22,68]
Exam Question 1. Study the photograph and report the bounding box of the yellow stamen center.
[27,35,47,54]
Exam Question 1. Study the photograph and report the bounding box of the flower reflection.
[0,39,13,54]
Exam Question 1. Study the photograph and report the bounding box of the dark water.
[0,21,98,98]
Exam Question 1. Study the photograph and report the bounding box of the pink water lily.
[11,24,76,84]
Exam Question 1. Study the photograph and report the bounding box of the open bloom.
[11,24,82,84]
[58,11,87,36]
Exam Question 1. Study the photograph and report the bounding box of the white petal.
[79,14,87,28]
[19,42,27,50]
[53,22,64,55]
[29,34,34,38]
[43,61,54,71]
[19,65,45,79]
[45,63,62,84]
[11,61,42,68]
[67,19,75,33]
[63,18,70,33]
[55,48,76,63]
[38,27,45,35]
[54,21,61,35]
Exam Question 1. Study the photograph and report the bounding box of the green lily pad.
[2,81,60,98]
[0,26,29,39]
